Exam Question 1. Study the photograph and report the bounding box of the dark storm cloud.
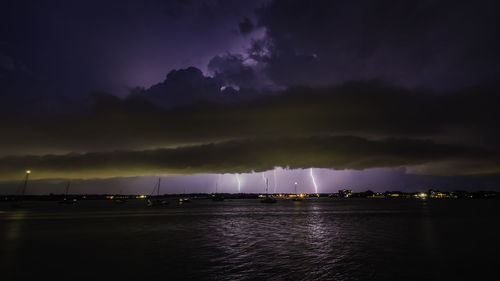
[136,67,223,108]
[2,0,500,182]
[247,0,500,90]
[0,135,497,181]
[1,80,499,153]
[238,17,255,35]
[208,54,260,91]
[1,81,500,180]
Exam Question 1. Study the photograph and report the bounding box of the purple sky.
[2,167,498,195]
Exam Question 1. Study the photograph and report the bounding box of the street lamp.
[22,170,31,197]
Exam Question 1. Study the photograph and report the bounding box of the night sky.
[1,0,500,194]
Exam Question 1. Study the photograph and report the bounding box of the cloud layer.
[1,81,500,180]
[1,135,498,181]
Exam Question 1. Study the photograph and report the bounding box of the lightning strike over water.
[216,174,221,193]
[261,173,269,193]
[310,168,319,194]
[273,169,277,194]
[236,174,241,193]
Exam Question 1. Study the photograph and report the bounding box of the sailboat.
[147,178,168,206]
[179,187,191,203]
[260,178,277,203]
[59,181,77,204]
[212,182,224,201]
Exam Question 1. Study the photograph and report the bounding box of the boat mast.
[65,181,71,197]
[157,177,161,197]
[21,170,31,198]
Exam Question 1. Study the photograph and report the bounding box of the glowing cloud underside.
[310,168,319,193]
[236,174,241,193]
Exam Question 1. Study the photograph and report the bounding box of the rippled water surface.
[1,198,499,280]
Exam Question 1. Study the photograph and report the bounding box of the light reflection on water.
[1,210,27,272]
[0,198,498,280]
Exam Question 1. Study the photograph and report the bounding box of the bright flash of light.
[236,174,241,193]
[310,168,319,194]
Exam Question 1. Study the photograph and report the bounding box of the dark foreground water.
[1,198,499,281]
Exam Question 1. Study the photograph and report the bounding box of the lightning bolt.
[216,174,221,193]
[236,174,241,193]
[262,172,270,194]
[310,168,319,194]
[273,169,277,193]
